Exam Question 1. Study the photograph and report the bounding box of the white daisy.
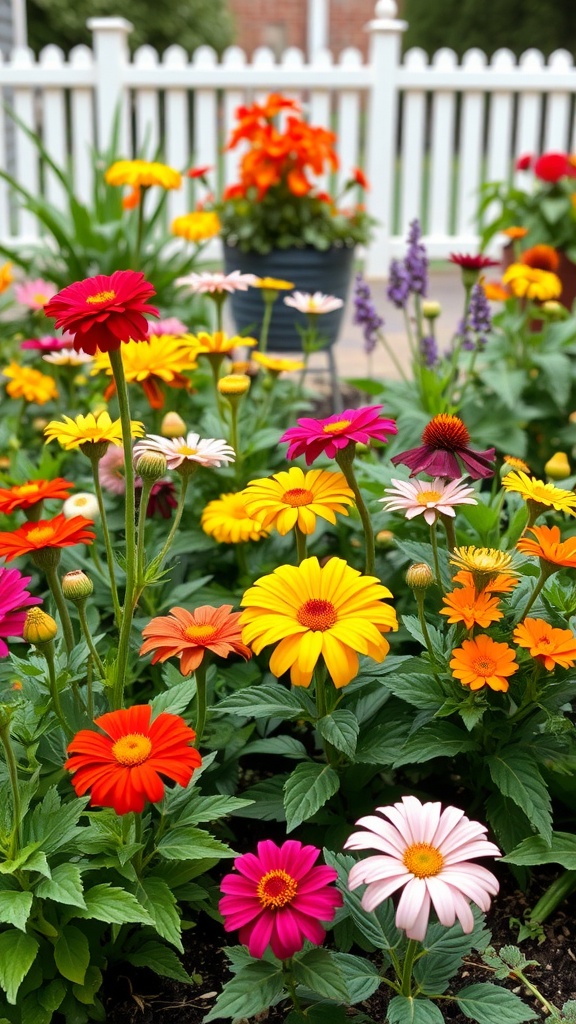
[380,477,477,526]
[284,291,344,315]
[175,271,258,294]
[133,432,235,471]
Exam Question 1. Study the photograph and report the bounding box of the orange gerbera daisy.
[517,525,576,571]
[513,617,576,671]
[452,569,519,595]
[140,605,252,675]
[65,705,202,815]
[0,478,74,515]
[0,514,95,562]
[520,245,560,273]
[450,634,519,692]
[440,586,503,629]
[502,226,528,240]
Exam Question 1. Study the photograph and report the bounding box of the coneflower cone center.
[282,487,314,507]
[403,842,444,878]
[297,598,337,631]
[422,414,470,450]
[417,489,442,505]
[472,656,497,676]
[322,419,352,434]
[257,869,298,909]
[112,733,152,766]
[184,623,218,643]
[86,289,116,304]
[27,525,56,545]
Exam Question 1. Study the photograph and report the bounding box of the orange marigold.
[451,569,519,594]
[450,634,519,692]
[0,478,74,515]
[0,514,95,562]
[517,525,576,571]
[440,586,503,630]
[140,604,252,675]
[513,617,576,671]
[520,245,560,273]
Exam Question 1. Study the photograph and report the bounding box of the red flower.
[352,167,369,189]
[533,152,573,183]
[515,153,534,171]
[43,270,159,356]
[136,478,178,519]
[281,406,397,465]
[0,478,74,515]
[0,514,95,561]
[187,165,213,178]
[65,705,202,814]
[448,253,500,270]
[391,414,496,480]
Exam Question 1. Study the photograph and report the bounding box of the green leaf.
[387,996,445,1024]
[317,710,359,759]
[203,961,284,1022]
[150,676,197,716]
[35,864,86,909]
[394,723,477,767]
[0,930,39,1003]
[344,377,385,396]
[381,672,446,710]
[241,736,308,760]
[323,849,401,951]
[456,983,537,1024]
[176,794,255,825]
[0,890,33,931]
[502,832,576,868]
[72,965,103,1006]
[72,884,152,924]
[487,752,552,844]
[283,762,340,832]
[355,718,412,765]
[331,952,380,1002]
[54,924,89,985]
[414,910,491,994]
[156,826,234,861]
[230,775,288,821]
[216,683,306,719]
[292,948,349,1000]
[123,940,193,984]
[484,794,532,857]
[135,877,182,951]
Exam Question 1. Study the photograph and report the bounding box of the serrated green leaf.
[241,736,308,760]
[0,930,39,1003]
[414,910,491,994]
[150,676,197,716]
[72,965,102,1005]
[317,710,359,759]
[283,762,340,832]
[72,884,151,924]
[204,961,284,1021]
[323,849,401,951]
[456,983,537,1024]
[292,948,349,1000]
[0,891,33,932]
[502,831,576,868]
[135,877,182,951]
[216,683,306,719]
[156,826,234,861]
[388,996,445,1024]
[123,940,192,984]
[331,952,380,1002]
[35,864,86,909]
[54,925,89,985]
[394,722,477,767]
[230,775,288,821]
[176,794,255,825]
[355,718,412,765]
[487,752,552,844]
[380,672,446,710]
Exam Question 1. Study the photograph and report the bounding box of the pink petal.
[395,877,428,934]
[402,889,431,941]
[243,909,275,958]
[359,875,408,911]
[271,907,304,959]
[424,876,458,928]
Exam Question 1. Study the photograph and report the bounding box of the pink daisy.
[381,477,477,525]
[219,839,342,960]
[176,270,257,294]
[281,405,397,465]
[20,336,69,352]
[15,279,58,310]
[98,446,126,495]
[345,796,500,941]
[0,566,42,656]
[147,317,189,337]
[284,291,344,315]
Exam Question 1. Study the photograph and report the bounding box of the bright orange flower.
[65,705,202,814]
[502,226,528,240]
[483,281,512,302]
[520,244,560,273]
[513,617,576,671]
[0,478,74,515]
[0,514,95,562]
[452,569,519,594]
[440,586,503,629]
[517,525,576,570]
[450,634,519,692]
[140,605,252,675]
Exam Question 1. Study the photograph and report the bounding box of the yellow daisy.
[502,264,562,301]
[44,411,144,450]
[105,159,181,190]
[195,331,257,355]
[243,466,354,536]
[3,363,58,404]
[449,546,519,592]
[252,277,295,290]
[252,352,305,374]
[91,335,199,410]
[501,470,576,517]
[240,556,398,689]
[0,262,13,293]
[201,492,269,544]
[172,212,221,242]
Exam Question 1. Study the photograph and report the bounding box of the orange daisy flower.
[0,478,74,515]
[483,281,512,302]
[451,569,519,594]
[520,245,560,273]
[502,226,528,240]
[65,705,202,815]
[450,634,519,692]
[0,514,95,562]
[140,604,252,675]
[517,525,576,571]
[440,586,503,630]
[513,617,576,671]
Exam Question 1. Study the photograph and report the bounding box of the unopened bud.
[62,493,99,520]
[545,451,571,481]
[422,300,441,319]
[406,562,435,590]
[376,529,395,549]
[23,607,58,645]
[161,411,186,438]
[350,537,362,549]
[135,452,168,481]
[32,417,49,432]
[540,300,568,321]
[217,374,251,396]
[61,569,94,602]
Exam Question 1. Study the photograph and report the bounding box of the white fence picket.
[543,50,573,151]
[336,49,362,191]
[133,46,161,157]
[0,55,9,238]
[39,45,67,212]
[221,47,246,187]
[514,49,545,182]
[69,45,95,205]
[428,48,458,243]
[456,49,487,239]
[399,48,427,234]
[163,46,190,222]
[192,46,218,200]
[11,46,39,237]
[309,50,333,192]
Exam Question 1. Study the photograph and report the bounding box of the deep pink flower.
[219,840,342,960]
[391,414,495,480]
[448,254,500,271]
[515,153,533,171]
[98,446,126,495]
[15,279,57,310]
[136,478,178,519]
[281,406,397,465]
[0,566,42,656]
[20,336,69,352]
[533,152,574,183]
[345,795,500,941]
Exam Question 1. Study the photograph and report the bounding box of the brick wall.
[228,0,379,59]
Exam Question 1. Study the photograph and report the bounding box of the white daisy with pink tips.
[380,477,477,526]
[284,291,344,315]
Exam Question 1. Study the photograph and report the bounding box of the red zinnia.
[187,164,213,178]
[43,270,159,356]
[391,414,496,480]
[0,478,74,515]
[0,514,95,562]
[352,167,369,189]
[520,245,560,272]
[448,253,500,271]
[515,153,533,171]
[533,152,574,183]
[281,406,397,465]
[65,705,202,814]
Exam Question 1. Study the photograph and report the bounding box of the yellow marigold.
[502,263,562,301]
[195,331,257,354]
[172,212,221,242]
[252,352,305,374]
[91,335,199,409]
[105,159,181,190]
[243,466,354,536]
[501,470,576,517]
[44,411,144,450]
[450,546,519,592]
[3,363,58,404]
[0,262,13,293]
[252,277,295,290]
[483,281,511,302]
[201,492,270,544]
[217,374,251,396]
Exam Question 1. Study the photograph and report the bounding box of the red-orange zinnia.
[452,569,519,594]
[0,514,95,561]
[0,478,74,515]
[517,525,576,570]
[65,705,202,814]
[513,617,576,671]
[450,634,519,692]
[140,604,252,675]
[440,586,503,629]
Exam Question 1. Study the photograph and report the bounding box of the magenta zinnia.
[0,566,41,656]
[219,840,342,959]
[281,405,397,465]
[346,795,500,941]
[391,414,496,480]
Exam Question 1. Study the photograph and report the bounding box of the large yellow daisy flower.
[172,212,221,242]
[195,331,257,355]
[44,411,144,450]
[501,470,576,517]
[240,556,398,689]
[201,492,270,544]
[105,159,181,190]
[4,363,58,404]
[252,352,305,374]
[502,264,561,301]
[243,467,354,536]
[91,335,199,409]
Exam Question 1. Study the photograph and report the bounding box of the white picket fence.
[1,0,576,276]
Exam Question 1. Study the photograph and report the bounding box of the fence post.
[307,0,329,57]
[87,17,133,155]
[365,0,406,278]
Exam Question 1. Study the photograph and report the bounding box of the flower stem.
[519,569,550,620]
[77,600,106,680]
[135,477,154,595]
[377,330,408,381]
[281,960,302,1012]
[259,294,275,355]
[0,720,21,859]
[414,591,439,668]
[441,514,457,552]
[295,525,307,565]
[44,563,75,655]
[400,938,420,997]
[429,522,443,591]
[336,446,375,575]
[194,660,208,745]
[90,456,122,628]
[154,472,191,570]
[43,640,73,738]
[229,402,242,485]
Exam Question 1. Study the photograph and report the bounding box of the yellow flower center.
[33,292,49,305]
[403,842,444,878]
[86,289,116,305]
[14,483,40,497]
[297,598,337,631]
[111,733,152,766]
[322,419,352,434]
[472,656,496,676]
[183,623,218,644]
[73,497,88,506]
[256,869,298,909]
[282,487,314,507]
[416,490,443,505]
[26,525,56,545]
[178,445,197,456]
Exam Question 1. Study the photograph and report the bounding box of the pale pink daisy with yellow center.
[380,477,477,526]
[284,291,344,315]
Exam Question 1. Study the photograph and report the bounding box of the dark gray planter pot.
[223,244,355,352]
